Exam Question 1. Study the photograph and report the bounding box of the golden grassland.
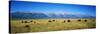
[10,18,96,33]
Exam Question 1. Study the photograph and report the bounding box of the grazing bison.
[25,25,30,28]
[84,19,87,22]
[24,21,29,23]
[30,20,33,22]
[67,20,71,22]
[25,25,30,32]
[21,21,29,23]
[78,19,81,22]
[52,20,55,22]
[63,20,66,23]
[48,20,52,22]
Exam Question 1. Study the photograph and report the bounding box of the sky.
[10,1,96,16]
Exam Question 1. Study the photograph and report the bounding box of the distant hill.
[10,12,96,19]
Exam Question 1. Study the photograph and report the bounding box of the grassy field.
[10,18,96,33]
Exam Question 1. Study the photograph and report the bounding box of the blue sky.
[10,1,96,16]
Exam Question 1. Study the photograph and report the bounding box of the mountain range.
[10,12,96,19]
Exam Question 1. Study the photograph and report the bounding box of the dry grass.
[10,18,96,33]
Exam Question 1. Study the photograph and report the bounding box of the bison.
[67,20,71,22]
